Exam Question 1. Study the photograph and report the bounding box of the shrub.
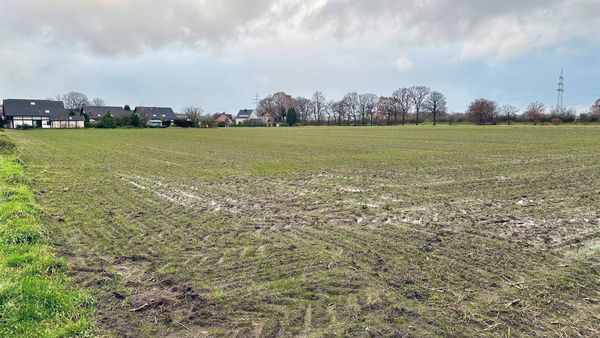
[130,113,142,128]
[551,118,562,125]
[174,118,198,128]
[97,113,116,129]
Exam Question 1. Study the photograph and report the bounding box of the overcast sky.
[1,0,599,114]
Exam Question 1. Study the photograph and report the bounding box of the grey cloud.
[0,0,598,60]
[0,0,277,56]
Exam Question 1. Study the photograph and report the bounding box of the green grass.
[0,133,94,337]
[6,126,600,336]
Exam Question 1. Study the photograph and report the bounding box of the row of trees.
[256,89,600,126]
[257,87,448,126]
[464,99,600,125]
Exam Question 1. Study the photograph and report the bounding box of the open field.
[7,126,600,337]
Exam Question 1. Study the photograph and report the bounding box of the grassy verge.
[0,131,94,337]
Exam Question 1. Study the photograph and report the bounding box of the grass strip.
[0,132,95,337]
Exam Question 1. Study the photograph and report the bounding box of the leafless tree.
[358,93,378,125]
[378,96,395,125]
[342,92,359,125]
[295,96,312,125]
[392,88,412,125]
[325,100,336,125]
[259,92,296,123]
[500,105,519,125]
[590,98,600,116]
[330,100,345,126]
[312,91,326,126]
[183,106,203,125]
[524,102,545,124]
[467,98,498,125]
[424,91,447,126]
[409,86,431,126]
[60,91,89,111]
[91,97,105,106]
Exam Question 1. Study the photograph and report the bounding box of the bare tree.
[60,91,89,111]
[342,92,359,125]
[183,106,203,126]
[392,88,412,125]
[524,102,545,125]
[312,91,326,126]
[378,96,395,125]
[259,92,296,123]
[358,93,378,125]
[295,96,312,125]
[500,105,519,125]
[409,86,431,126]
[330,100,345,126]
[424,91,447,126]
[91,97,105,106]
[467,98,498,125]
[590,98,600,116]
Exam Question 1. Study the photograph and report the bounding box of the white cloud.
[393,56,415,72]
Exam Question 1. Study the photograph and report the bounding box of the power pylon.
[556,69,564,111]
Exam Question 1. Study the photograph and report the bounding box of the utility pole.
[556,69,564,112]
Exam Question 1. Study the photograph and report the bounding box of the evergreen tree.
[286,108,298,126]
[99,112,116,128]
[130,113,141,128]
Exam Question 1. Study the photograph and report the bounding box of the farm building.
[2,99,84,129]
[213,113,234,126]
[235,109,258,125]
[83,106,129,122]
[135,107,177,121]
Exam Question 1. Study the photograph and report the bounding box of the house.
[235,109,258,125]
[83,106,129,122]
[2,99,84,129]
[213,112,234,126]
[135,107,177,122]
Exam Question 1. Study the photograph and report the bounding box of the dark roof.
[3,99,65,118]
[236,109,254,119]
[135,107,177,120]
[52,110,85,121]
[84,106,128,119]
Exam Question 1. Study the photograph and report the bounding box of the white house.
[235,109,259,125]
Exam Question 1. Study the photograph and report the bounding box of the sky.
[1,0,599,114]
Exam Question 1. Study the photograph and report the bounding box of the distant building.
[235,109,258,125]
[83,106,129,122]
[213,112,234,126]
[135,107,177,121]
[2,99,84,129]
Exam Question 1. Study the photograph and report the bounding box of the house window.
[45,110,50,113]
[30,102,36,106]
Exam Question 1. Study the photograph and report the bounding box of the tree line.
[257,86,448,126]
[257,89,600,126]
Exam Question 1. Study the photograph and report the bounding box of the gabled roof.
[52,110,85,121]
[84,106,128,119]
[3,99,65,118]
[135,107,177,120]
[236,109,254,119]
[213,112,233,119]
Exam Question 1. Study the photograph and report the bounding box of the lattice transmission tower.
[556,69,565,111]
